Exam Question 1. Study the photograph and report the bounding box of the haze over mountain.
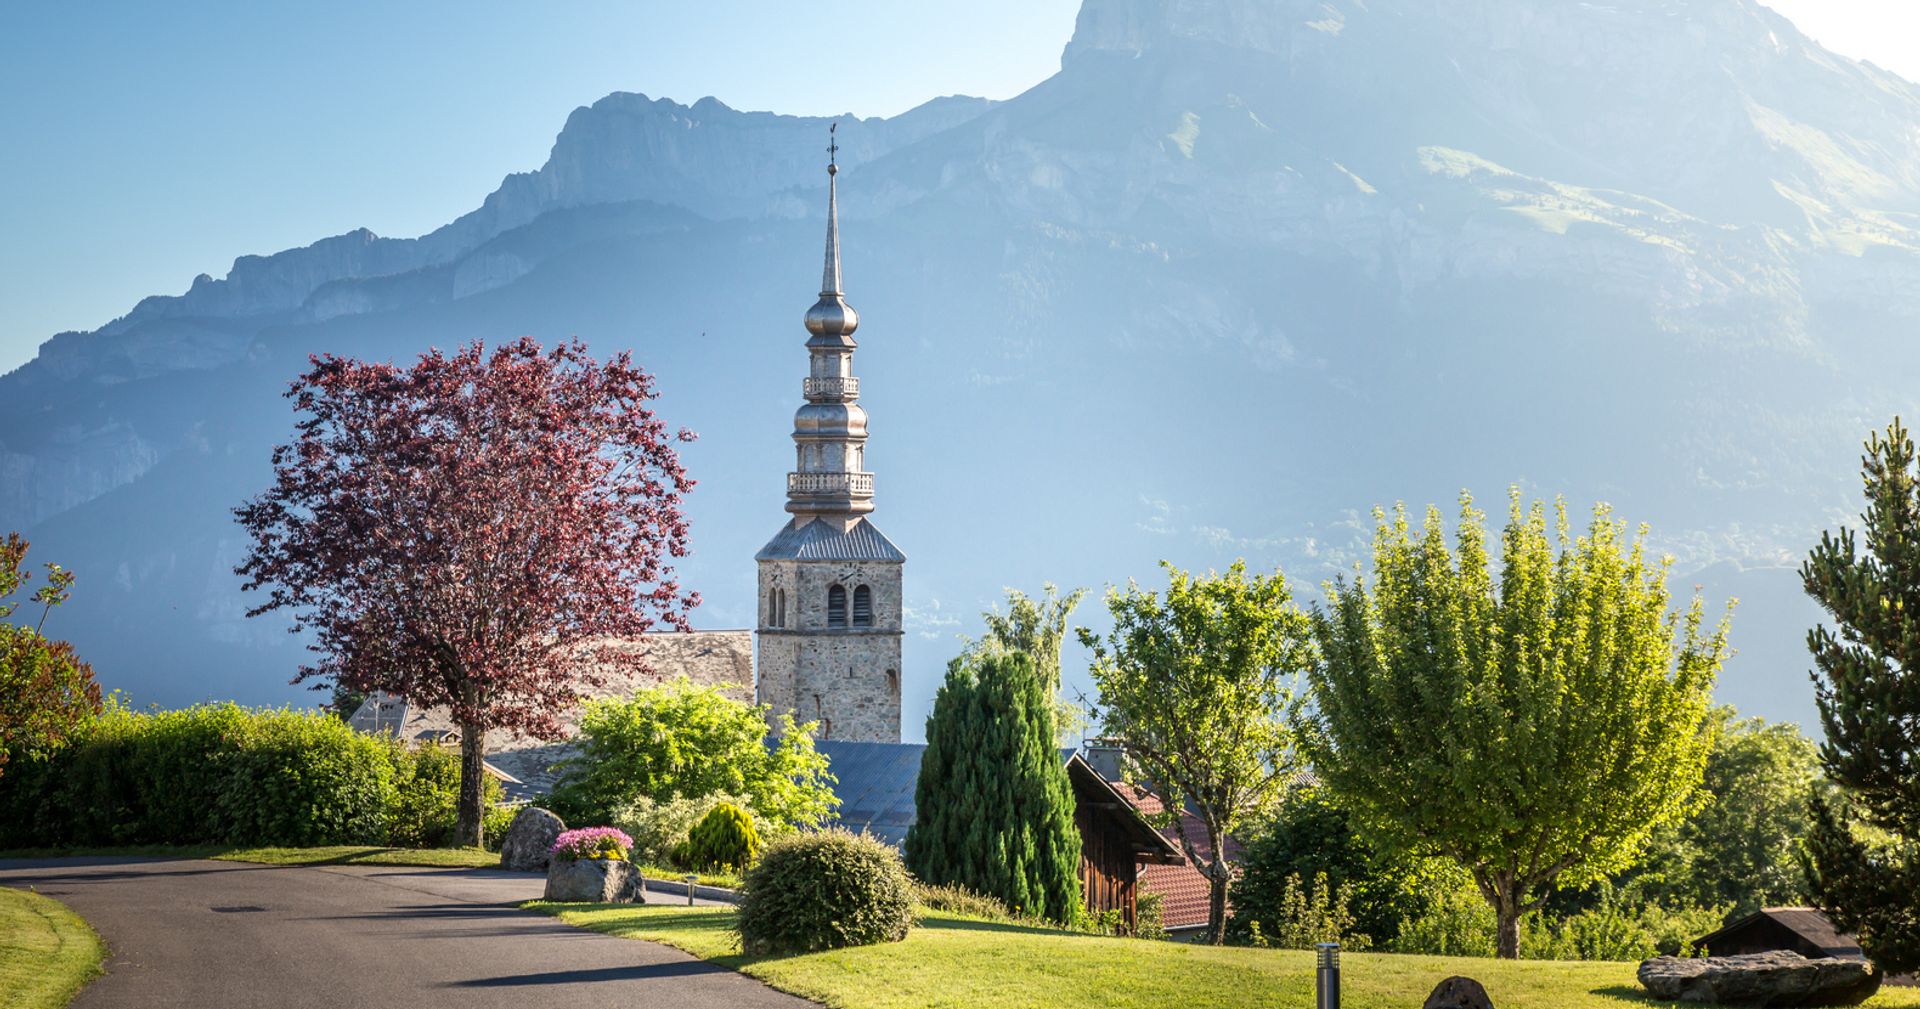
[6,0,1918,734]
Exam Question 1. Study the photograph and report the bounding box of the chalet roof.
[815,742,1178,864]
[1696,907,1866,959]
[1064,755,1183,864]
[755,518,905,563]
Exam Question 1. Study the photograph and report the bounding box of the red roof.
[1110,780,1242,932]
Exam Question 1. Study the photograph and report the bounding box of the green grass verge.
[0,845,499,869]
[632,863,741,890]
[0,886,105,1009]
[524,903,1920,1009]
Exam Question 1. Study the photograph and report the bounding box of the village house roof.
[1108,779,1245,934]
[814,742,1179,867]
[347,630,753,801]
[1695,908,1867,961]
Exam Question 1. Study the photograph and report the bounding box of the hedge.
[0,702,492,849]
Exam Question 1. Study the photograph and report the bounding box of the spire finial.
[822,122,842,296]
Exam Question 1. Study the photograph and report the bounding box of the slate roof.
[816,740,927,847]
[755,518,906,562]
[815,742,1181,869]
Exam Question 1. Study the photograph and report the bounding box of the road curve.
[0,857,808,1009]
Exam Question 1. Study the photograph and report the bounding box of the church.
[751,135,905,745]
[351,140,905,770]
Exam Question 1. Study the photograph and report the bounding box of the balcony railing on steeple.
[788,471,874,496]
[803,376,859,400]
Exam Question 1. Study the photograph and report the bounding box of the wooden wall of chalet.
[1075,801,1139,930]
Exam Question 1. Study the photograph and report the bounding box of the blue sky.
[0,0,1908,374]
[0,0,1079,372]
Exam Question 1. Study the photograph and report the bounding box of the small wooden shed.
[1064,753,1184,931]
[1695,908,1865,960]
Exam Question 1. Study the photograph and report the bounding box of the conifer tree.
[1803,419,1920,974]
[905,651,1083,923]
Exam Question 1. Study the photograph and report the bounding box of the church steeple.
[789,122,873,524]
[754,126,906,744]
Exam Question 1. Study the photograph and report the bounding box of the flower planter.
[544,857,645,903]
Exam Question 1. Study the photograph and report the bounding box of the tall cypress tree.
[905,650,1083,923]
[1803,419,1920,974]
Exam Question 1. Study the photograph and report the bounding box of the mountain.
[6,0,1919,731]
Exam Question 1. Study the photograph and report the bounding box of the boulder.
[1638,952,1882,1007]
[543,857,646,903]
[498,806,565,872]
[1424,976,1494,1009]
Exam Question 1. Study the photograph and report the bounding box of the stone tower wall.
[756,557,903,742]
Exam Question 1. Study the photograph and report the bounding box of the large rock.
[543,857,645,903]
[498,806,565,872]
[1424,976,1494,1009]
[1638,952,1882,1007]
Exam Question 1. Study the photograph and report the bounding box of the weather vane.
[828,121,838,174]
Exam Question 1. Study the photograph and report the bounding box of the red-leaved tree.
[235,338,699,845]
[1,533,103,781]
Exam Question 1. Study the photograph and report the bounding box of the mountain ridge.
[4,0,1917,732]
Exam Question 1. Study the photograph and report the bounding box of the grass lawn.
[0,886,104,1009]
[0,845,500,869]
[525,903,1920,1009]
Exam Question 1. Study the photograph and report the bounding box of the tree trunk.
[454,718,486,848]
[1495,893,1521,959]
[1205,871,1230,945]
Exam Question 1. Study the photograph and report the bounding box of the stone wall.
[756,557,903,742]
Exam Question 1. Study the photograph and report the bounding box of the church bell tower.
[754,126,904,743]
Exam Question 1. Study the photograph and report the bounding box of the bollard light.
[684,873,699,906]
[1315,942,1341,1009]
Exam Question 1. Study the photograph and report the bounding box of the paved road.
[0,857,807,1009]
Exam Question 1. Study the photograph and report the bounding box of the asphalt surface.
[0,857,808,1009]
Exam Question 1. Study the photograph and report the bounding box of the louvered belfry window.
[852,585,873,627]
[828,585,848,628]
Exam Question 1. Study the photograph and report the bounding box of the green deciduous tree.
[1080,560,1312,945]
[1802,419,1920,974]
[0,534,102,780]
[1230,787,1435,946]
[974,583,1089,742]
[905,651,1084,924]
[1619,708,1822,914]
[1305,493,1730,959]
[549,678,837,831]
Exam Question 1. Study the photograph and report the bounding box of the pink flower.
[550,826,634,862]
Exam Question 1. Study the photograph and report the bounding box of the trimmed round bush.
[736,828,913,955]
[686,802,760,870]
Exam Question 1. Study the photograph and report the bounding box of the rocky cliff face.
[5,0,1917,726]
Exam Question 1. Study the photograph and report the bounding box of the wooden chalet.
[816,742,1182,930]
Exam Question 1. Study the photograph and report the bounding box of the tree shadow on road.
[447,961,730,987]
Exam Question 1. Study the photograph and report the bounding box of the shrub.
[1229,787,1428,945]
[685,802,760,871]
[1238,872,1372,951]
[0,702,397,848]
[214,709,396,846]
[736,829,913,955]
[1391,882,1498,957]
[387,741,504,848]
[1135,889,1169,941]
[547,679,837,830]
[912,881,1014,921]
[551,826,633,862]
[610,791,757,866]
